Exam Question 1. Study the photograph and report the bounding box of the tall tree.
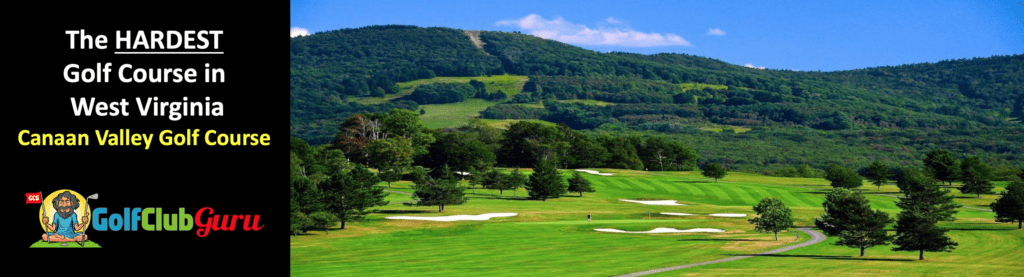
[892,169,960,260]
[507,168,528,196]
[596,135,643,170]
[308,211,340,235]
[637,136,699,171]
[322,165,389,230]
[526,159,567,201]
[410,167,467,212]
[816,188,893,256]
[866,161,890,190]
[481,168,509,195]
[701,162,727,182]
[365,137,414,187]
[958,156,994,198]
[990,180,1024,229]
[923,149,960,185]
[749,197,795,240]
[417,131,496,175]
[825,164,863,189]
[567,171,595,197]
[797,164,816,178]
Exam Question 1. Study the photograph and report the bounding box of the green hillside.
[290,25,1022,171]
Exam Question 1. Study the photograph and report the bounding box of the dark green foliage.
[497,121,567,168]
[322,165,389,230]
[597,135,644,170]
[990,181,1024,229]
[924,149,961,185]
[526,159,567,201]
[507,168,528,197]
[701,162,727,182]
[797,164,816,178]
[866,161,890,190]
[481,168,509,195]
[416,130,496,175]
[636,136,699,171]
[308,211,340,234]
[410,165,467,212]
[892,169,961,260]
[825,164,863,189]
[557,124,611,169]
[404,82,478,104]
[749,197,795,240]
[567,172,595,197]
[816,188,893,256]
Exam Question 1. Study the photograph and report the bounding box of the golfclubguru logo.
[29,189,263,248]
[93,206,264,237]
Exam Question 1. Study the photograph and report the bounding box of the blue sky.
[291,0,1023,71]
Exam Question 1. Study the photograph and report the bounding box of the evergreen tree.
[923,149,960,185]
[866,161,890,190]
[892,169,961,260]
[797,164,815,178]
[701,162,727,182]
[410,167,467,212]
[990,181,1024,229]
[749,197,795,240]
[481,168,509,195]
[322,165,389,230]
[526,160,567,201]
[567,171,595,197]
[308,211,340,235]
[507,168,528,196]
[825,164,864,189]
[816,188,893,256]
[958,156,994,198]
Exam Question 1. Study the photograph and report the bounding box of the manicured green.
[292,169,1024,276]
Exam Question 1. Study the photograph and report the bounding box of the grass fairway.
[290,170,1023,276]
[29,240,101,248]
[358,75,529,105]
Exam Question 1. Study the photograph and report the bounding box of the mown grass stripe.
[636,178,678,194]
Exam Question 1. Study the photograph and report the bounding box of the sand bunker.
[575,169,614,176]
[708,213,747,217]
[619,199,686,206]
[595,228,725,234]
[385,213,517,222]
[660,212,695,216]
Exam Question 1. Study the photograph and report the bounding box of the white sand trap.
[385,213,517,222]
[575,169,614,176]
[595,228,725,234]
[660,212,695,216]
[619,199,686,206]
[708,213,747,217]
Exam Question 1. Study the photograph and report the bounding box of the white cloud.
[496,14,690,47]
[744,63,766,70]
[606,17,622,24]
[707,28,725,36]
[290,27,309,38]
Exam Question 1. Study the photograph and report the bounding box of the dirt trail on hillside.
[463,30,486,50]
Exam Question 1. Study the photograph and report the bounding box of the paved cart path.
[615,228,826,277]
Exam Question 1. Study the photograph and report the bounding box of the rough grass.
[477,119,557,129]
[418,99,497,129]
[291,169,1021,276]
[679,83,728,91]
[358,75,529,105]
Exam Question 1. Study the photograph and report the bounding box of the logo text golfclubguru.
[91,207,262,237]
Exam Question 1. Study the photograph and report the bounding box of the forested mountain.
[291,25,1022,172]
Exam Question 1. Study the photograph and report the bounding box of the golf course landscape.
[289,169,1023,276]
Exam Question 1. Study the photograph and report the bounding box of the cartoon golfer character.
[41,190,91,243]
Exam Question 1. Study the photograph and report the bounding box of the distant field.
[292,169,1023,276]
[699,125,753,133]
[558,99,616,106]
[477,119,558,129]
[358,75,530,105]
[419,99,497,129]
[679,83,728,91]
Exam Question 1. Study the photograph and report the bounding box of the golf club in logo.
[34,190,100,248]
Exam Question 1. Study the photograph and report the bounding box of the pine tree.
[410,168,467,212]
[567,171,595,197]
[322,165,389,230]
[825,164,864,189]
[816,188,893,256]
[891,169,961,260]
[507,168,528,196]
[526,160,567,201]
[923,149,960,185]
[990,181,1024,229]
[749,197,795,240]
[866,161,890,190]
[958,156,994,198]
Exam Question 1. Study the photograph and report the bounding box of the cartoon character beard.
[57,206,74,219]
